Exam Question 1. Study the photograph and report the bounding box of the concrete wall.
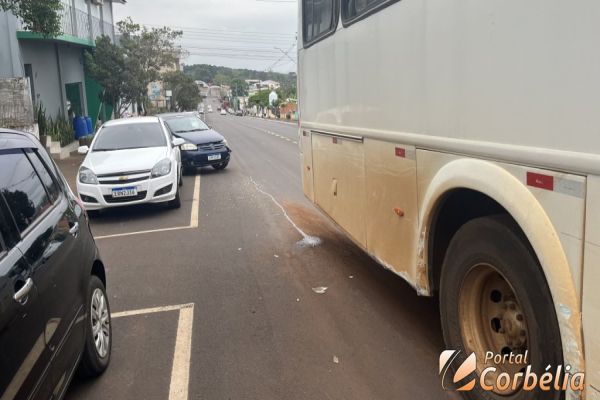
[73,0,88,12]
[104,2,114,25]
[19,41,63,117]
[0,12,24,78]
[0,77,34,128]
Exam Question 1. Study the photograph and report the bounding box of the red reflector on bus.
[332,137,338,144]
[395,147,406,158]
[527,172,554,191]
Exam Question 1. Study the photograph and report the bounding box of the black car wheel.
[78,276,111,378]
[170,184,181,209]
[439,216,563,400]
[212,161,229,170]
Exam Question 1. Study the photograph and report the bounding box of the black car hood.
[174,129,224,145]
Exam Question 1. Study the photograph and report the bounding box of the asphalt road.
[63,102,460,400]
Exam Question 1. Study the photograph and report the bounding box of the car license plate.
[112,187,138,198]
[208,154,221,161]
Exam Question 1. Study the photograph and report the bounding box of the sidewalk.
[54,151,84,190]
[248,116,298,127]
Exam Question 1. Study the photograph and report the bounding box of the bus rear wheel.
[439,216,563,400]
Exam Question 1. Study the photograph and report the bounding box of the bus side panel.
[364,139,418,278]
[312,133,366,246]
[583,175,600,397]
[300,129,314,202]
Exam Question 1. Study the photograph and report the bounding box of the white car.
[76,117,184,212]
[220,109,227,115]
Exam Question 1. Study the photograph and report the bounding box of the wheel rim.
[458,263,529,395]
[91,288,110,358]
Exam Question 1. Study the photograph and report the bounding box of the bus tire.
[439,215,563,400]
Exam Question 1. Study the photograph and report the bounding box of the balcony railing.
[16,1,115,44]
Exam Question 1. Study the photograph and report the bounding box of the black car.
[0,129,110,399]
[159,112,231,172]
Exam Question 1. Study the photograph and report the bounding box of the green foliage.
[0,0,63,37]
[184,64,297,95]
[163,71,201,112]
[47,114,74,146]
[85,19,183,118]
[85,36,132,118]
[230,78,248,97]
[34,103,48,136]
[248,90,270,108]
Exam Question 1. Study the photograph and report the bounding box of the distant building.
[195,80,209,97]
[261,80,281,90]
[147,59,182,110]
[248,80,281,97]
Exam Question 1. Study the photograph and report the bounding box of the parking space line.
[111,303,194,400]
[112,303,194,319]
[94,226,194,240]
[190,175,200,228]
[168,306,194,400]
[95,175,201,240]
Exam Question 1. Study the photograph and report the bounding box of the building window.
[303,0,338,46]
[24,64,35,103]
[341,0,399,25]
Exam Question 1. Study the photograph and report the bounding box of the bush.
[47,115,74,146]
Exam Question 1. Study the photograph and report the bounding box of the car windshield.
[93,122,167,151]
[164,116,209,133]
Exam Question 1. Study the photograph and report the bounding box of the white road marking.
[94,226,194,240]
[111,303,194,400]
[95,176,201,240]
[190,175,200,228]
[112,303,194,319]
[168,306,194,400]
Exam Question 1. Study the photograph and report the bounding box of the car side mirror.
[172,138,186,147]
[78,146,89,155]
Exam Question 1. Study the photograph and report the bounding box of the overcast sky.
[113,0,298,73]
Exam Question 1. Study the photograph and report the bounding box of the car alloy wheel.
[91,288,110,358]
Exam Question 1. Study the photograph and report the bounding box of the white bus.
[298,1,600,399]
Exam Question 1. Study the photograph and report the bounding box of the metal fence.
[103,21,114,41]
[15,2,115,44]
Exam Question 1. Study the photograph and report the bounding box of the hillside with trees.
[184,64,297,93]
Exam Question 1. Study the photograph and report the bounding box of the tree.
[0,0,62,37]
[230,79,248,97]
[248,90,270,108]
[212,73,230,87]
[163,71,201,112]
[85,19,183,118]
[117,18,183,88]
[85,36,136,118]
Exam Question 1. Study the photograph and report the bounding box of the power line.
[141,23,296,38]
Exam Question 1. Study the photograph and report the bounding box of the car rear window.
[93,122,167,151]
[0,149,53,233]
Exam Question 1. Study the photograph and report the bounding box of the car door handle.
[69,222,79,236]
[14,278,34,304]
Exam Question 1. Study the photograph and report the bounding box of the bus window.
[302,0,337,46]
[342,0,398,24]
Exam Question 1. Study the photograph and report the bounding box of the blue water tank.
[85,116,93,134]
[73,116,87,139]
